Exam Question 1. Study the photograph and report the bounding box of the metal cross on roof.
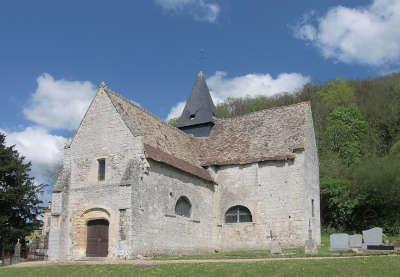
[199,48,207,72]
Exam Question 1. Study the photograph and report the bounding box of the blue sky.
[1,0,399,201]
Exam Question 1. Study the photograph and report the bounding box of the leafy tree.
[317,79,356,111]
[324,106,370,167]
[352,155,400,234]
[0,132,43,259]
[320,178,362,232]
[354,77,400,154]
[318,152,347,180]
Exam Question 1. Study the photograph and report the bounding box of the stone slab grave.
[349,234,362,248]
[362,227,383,248]
[330,233,350,251]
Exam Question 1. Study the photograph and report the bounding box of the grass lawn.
[1,256,400,277]
[154,233,399,260]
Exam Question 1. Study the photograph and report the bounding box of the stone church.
[48,72,320,260]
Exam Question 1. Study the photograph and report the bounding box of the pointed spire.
[197,70,205,79]
[99,81,108,91]
[176,71,217,136]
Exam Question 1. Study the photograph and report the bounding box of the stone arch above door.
[72,206,117,258]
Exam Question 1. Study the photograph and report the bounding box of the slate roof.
[176,71,217,128]
[198,103,309,166]
[105,89,212,181]
[143,144,213,182]
[104,87,310,182]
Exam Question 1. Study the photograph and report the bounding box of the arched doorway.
[86,219,109,257]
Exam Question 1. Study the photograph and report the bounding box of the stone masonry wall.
[215,153,309,250]
[303,106,321,244]
[130,160,217,256]
[48,145,72,260]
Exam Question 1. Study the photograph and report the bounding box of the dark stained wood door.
[86,219,109,257]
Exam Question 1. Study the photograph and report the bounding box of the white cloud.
[154,0,220,23]
[2,73,98,201]
[166,71,310,119]
[207,71,310,103]
[294,0,400,66]
[1,127,67,186]
[24,73,97,130]
[166,101,186,120]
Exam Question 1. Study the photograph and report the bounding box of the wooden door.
[86,219,109,257]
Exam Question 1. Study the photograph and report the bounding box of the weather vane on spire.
[199,48,207,73]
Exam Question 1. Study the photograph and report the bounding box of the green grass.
[1,256,400,277]
[154,233,399,260]
[1,233,398,276]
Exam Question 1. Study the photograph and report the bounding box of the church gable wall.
[69,89,143,188]
[59,89,145,259]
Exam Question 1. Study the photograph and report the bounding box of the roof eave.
[143,144,214,183]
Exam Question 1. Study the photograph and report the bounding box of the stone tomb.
[362,227,383,248]
[330,233,349,251]
[349,234,362,248]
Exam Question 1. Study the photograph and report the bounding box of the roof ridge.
[215,101,310,122]
[104,87,196,139]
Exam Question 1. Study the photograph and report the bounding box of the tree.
[317,79,356,111]
[324,106,370,167]
[320,178,362,232]
[0,132,43,260]
[352,155,400,234]
[354,77,400,154]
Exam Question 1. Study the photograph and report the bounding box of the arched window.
[175,196,191,217]
[225,205,252,223]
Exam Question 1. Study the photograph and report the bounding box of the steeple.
[176,71,217,137]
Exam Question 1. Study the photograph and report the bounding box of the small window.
[119,209,127,240]
[98,158,105,181]
[225,205,252,223]
[311,199,315,217]
[190,114,195,120]
[175,196,191,217]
